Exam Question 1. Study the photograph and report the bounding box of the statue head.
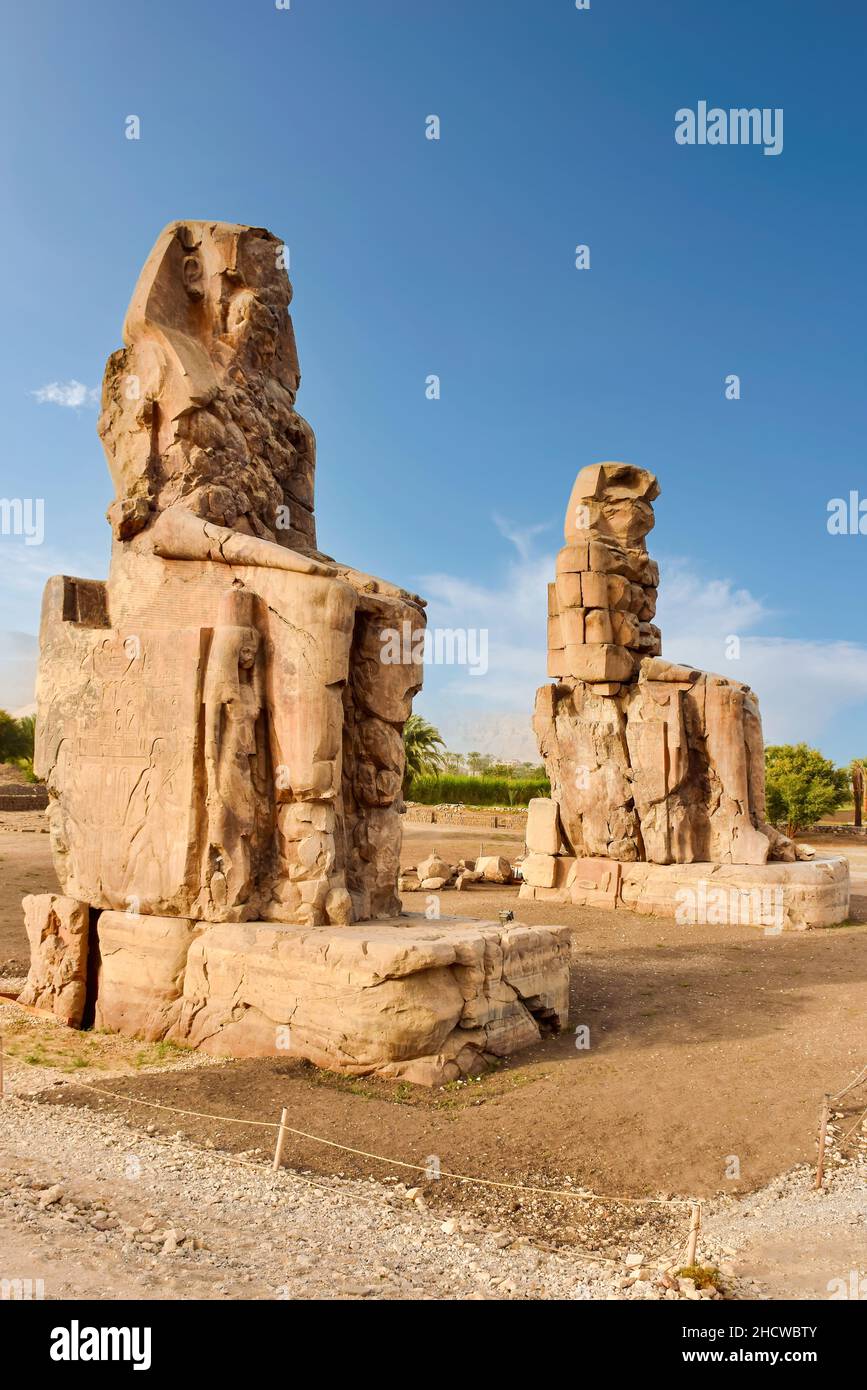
[99,221,316,553]
[565,462,659,548]
[122,220,299,392]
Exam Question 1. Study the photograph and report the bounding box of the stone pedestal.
[91,912,572,1085]
[519,853,850,930]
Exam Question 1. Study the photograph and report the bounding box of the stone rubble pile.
[399,852,517,893]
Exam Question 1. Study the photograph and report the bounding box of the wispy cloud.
[492,513,551,563]
[0,541,72,600]
[658,560,867,746]
[32,380,99,408]
[0,542,104,712]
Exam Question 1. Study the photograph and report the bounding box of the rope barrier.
[4,1012,863,1218]
[830,1065,867,1103]
[5,1022,863,1276]
[58,1077,688,1210]
[837,1103,867,1147]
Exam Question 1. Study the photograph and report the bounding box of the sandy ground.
[0,812,865,1300]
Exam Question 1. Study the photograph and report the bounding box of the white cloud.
[413,527,867,761]
[416,518,552,759]
[658,562,867,745]
[0,631,38,713]
[0,541,74,603]
[491,514,552,563]
[32,380,99,408]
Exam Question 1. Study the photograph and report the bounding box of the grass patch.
[675,1265,723,1291]
[0,1015,191,1074]
[305,1060,542,1109]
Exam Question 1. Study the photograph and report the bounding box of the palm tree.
[851,759,865,828]
[402,714,446,796]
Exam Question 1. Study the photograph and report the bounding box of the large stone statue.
[36,221,424,928]
[522,463,849,928]
[22,221,571,1082]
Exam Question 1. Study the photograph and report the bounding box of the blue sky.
[1,0,865,761]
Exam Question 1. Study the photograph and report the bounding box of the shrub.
[406,773,549,806]
[765,743,848,836]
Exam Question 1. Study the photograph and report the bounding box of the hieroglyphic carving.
[39,616,207,913]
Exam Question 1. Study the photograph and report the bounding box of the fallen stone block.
[475,855,514,884]
[526,797,562,856]
[19,894,90,1026]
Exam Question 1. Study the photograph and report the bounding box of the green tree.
[765,744,848,838]
[402,714,446,796]
[466,751,495,777]
[441,750,466,775]
[0,711,31,763]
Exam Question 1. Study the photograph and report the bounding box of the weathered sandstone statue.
[522,463,850,929]
[37,221,424,929]
[23,221,570,1079]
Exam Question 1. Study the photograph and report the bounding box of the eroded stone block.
[94,911,198,1040]
[151,915,572,1083]
[19,894,90,1025]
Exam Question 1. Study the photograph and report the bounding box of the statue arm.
[146,505,336,577]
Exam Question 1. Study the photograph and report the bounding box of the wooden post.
[815,1092,831,1189]
[272,1106,289,1171]
[685,1202,701,1267]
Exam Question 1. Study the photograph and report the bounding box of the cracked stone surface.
[91,911,572,1085]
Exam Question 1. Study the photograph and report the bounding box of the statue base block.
[80,910,571,1086]
[519,854,850,930]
